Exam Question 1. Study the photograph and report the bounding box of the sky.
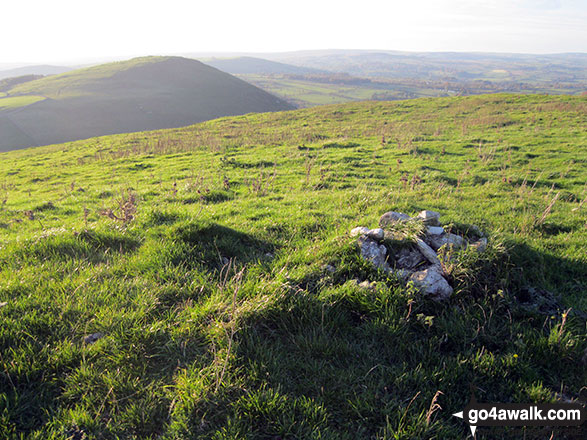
[2,0,586,65]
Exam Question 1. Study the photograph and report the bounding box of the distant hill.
[0,65,72,80]
[203,56,324,75]
[0,56,294,151]
[268,50,587,83]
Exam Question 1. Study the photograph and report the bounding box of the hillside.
[0,94,585,439]
[0,56,294,151]
[198,51,587,108]
[203,56,325,75]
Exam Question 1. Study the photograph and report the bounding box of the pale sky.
[2,0,586,65]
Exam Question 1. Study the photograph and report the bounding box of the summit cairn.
[351,210,487,301]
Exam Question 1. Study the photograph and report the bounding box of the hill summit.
[0,56,294,151]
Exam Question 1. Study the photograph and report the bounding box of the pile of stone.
[351,210,487,301]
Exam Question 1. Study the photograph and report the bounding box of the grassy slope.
[202,57,324,75]
[238,75,387,107]
[0,96,45,110]
[0,94,586,439]
[0,57,294,152]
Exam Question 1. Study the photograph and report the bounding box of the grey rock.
[395,246,426,270]
[351,226,370,237]
[366,228,385,241]
[426,233,444,250]
[469,237,488,253]
[427,233,466,251]
[415,239,442,268]
[427,226,445,235]
[393,269,412,281]
[84,332,103,345]
[446,233,465,249]
[379,211,410,227]
[358,236,390,271]
[409,266,453,300]
[417,210,440,226]
[323,264,336,273]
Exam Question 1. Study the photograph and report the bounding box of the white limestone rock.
[358,236,390,271]
[415,239,442,269]
[366,228,385,241]
[427,226,445,235]
[409,266,453,301]
[417,210,441,226]
[351,226,370,237]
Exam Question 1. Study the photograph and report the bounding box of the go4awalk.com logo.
[452,394,585,437]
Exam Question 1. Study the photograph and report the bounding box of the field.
[0,94,585,439]
[237,73,586,108]
[239,75,389,106]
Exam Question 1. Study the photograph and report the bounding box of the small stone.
[469,237,488,253]
[358,236,390,271]
[427,233,466,251]
[409,266,453,300]
[366,228,384,241]
[395,246,426,270]
[84,333,103,345]
[379,211,410,227]
[265,252,274,259]
[415,239,442,268]
[446,233,465,249]
[351,226,370,237]
[358,280,375,290]
[427,226,445,235]
[417,210,440,226]
[323,264,336,273]
[0,302,7,308]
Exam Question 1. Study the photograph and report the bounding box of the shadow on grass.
[6,229,141,266]
[169,221,276,273]
[220,240,586,439]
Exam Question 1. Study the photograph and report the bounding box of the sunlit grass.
[0,94,585,439]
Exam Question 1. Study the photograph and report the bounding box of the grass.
[0,56,293,152]
[0,95,45,110]
[0,94,586,439]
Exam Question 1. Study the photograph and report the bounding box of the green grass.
[239,75,423,107]
[0,95,45,110]
[0,94,586,439]
[0,56,293,152]
[8,58,167,99]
